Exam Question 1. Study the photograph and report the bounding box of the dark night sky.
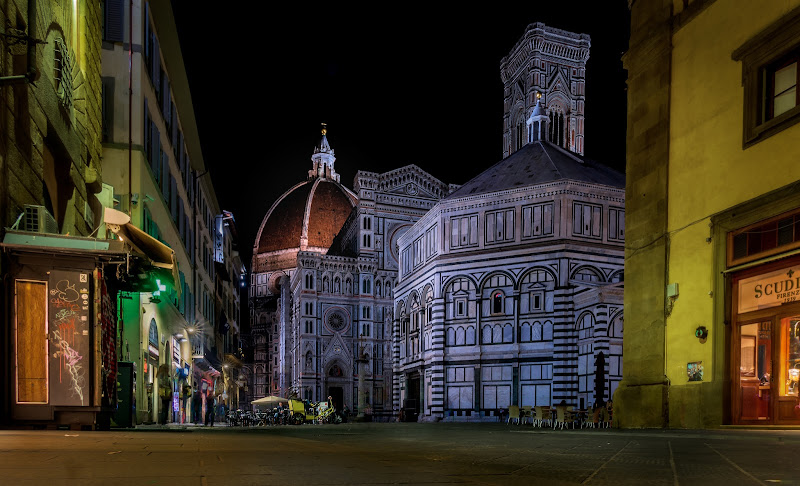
[171,3,631,269]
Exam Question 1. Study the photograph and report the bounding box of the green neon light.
[153,279,167,296]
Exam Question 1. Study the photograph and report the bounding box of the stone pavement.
[1,422,799,485]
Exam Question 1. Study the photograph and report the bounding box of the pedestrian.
[208,395,216,427]
[192,386,200,424]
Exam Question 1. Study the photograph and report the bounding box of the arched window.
[492,291,503,314]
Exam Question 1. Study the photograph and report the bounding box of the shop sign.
[738,264,800,313]
[173,391,179,412]
[172,337,180,364]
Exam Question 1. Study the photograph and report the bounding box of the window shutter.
[101,77,115,142]
[104,0,124,43]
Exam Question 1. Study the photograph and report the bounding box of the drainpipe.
[0,0,41,86]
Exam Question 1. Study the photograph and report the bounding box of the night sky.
[170,3,631,269]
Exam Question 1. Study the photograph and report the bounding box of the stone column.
[614,0,673,428]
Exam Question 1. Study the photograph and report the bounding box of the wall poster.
[48,270,91,406]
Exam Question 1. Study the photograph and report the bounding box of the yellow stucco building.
[617,0,800,428]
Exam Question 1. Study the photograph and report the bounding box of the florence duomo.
[250,22,624,422]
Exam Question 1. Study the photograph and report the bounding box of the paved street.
[1,423,799,485]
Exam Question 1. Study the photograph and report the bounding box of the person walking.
[206,395,216,427]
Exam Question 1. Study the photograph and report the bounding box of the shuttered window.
[103,0,124,43]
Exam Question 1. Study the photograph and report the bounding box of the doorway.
[328,386,343,412]
[734,314,800,424]
[404,374,420,422]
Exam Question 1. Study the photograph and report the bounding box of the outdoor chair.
[599,407,611,428]
[535,406,552,428]
[584,408,601,428]
[520,406,533,425]
[507,405,520,425]
[554,405,577,430]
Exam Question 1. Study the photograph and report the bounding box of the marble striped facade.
[393,180,624,421]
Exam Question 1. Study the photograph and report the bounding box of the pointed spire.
[310,123,340,182]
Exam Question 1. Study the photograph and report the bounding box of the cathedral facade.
[250,129,450,417]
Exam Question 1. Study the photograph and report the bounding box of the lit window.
[769,56,798,119]
[492,292,503,314]
[733,10,800,147]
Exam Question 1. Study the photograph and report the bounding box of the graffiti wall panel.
[48,270,91,406]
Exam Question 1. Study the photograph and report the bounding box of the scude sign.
[738,264,800,313]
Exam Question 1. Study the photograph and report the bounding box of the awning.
[104,207,180,297]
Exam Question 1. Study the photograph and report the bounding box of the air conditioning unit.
[22,205,59,234]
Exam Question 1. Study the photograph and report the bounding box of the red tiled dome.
[255,178,356,254]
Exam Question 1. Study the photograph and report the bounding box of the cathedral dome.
[255,178,356,254]
[254,126,357,258]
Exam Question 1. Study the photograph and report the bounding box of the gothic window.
[327,312,346,332]
[362,278,371,294]
[547,108,567,148]
[516,120,525,150]
[305,273,314,290]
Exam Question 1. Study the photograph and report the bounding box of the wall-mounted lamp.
[695,326,708,341]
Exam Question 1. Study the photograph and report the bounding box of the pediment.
[323,334,352,363]
[384,181,438,199]
[547,68,570,96]
[377,165,449,200]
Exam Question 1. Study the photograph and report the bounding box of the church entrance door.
[328,386,343,413]
[404,374,420,422]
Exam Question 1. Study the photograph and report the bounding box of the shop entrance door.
[735,315,800,424]
[735,320,772,422]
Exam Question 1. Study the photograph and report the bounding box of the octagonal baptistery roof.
[254,128,358,270]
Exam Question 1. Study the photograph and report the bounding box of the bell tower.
[500,23,590,157]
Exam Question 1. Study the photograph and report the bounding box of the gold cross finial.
[321,123,327,136]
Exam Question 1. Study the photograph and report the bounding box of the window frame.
[732,6,800,148]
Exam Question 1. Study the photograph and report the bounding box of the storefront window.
[780,316,800,397]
